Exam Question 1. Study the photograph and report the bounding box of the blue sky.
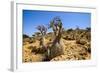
[23,10,91,36]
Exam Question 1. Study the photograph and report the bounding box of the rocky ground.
[22,30,91,62]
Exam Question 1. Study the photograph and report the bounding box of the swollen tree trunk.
[39,36,47,54]
[49,28,64,60]
[40,36,45,48]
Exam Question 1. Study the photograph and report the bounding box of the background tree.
[36,25,47,53]
[34,32,41,37]
[23,34,29,38]
[86,27,91,31]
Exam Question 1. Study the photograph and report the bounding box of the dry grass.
[23,29,91,62]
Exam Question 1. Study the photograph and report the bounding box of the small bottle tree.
[36,25,47,49]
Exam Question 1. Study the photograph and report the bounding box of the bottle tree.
[49,16,65,60]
